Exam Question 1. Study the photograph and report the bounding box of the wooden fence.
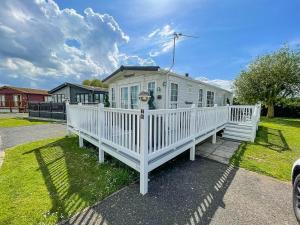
[66,103,261,194]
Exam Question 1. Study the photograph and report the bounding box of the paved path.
[0,123,67,150]
[0,123,67,167]
[196,137,241,164]
[63,156,296,225]
[0,113,28,119]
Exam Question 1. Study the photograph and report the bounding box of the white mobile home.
[103,66,233,109]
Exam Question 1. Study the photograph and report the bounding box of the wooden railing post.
[190,104,196,161]
[98,103,105,163]
[212,104,218,144]
[140,104,149,195]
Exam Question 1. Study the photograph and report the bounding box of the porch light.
[138,91,150,102]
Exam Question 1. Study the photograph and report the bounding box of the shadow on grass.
[23,137,137,223]
[231,123,290,167]
[256,126,290,152]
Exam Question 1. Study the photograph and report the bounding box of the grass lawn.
[0,136,136,225]
[0,117,49,127]
[230,117,300,181]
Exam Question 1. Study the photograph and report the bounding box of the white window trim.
[119,83,141,109]
[111,87,116,108]
[170,82,178,109]
[206,90,215,107]
[198,89,203,107]
[147,80,156,96]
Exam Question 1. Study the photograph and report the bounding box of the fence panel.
[29,102,66,120]
[229,105,254,124]
[101,108,141,158]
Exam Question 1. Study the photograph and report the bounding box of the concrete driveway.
[63,154,296,225]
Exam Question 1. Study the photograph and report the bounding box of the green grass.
[230,117,300,181]
[0,136,136,225]
[0,118,49,127]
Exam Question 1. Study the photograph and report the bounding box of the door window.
[121,87,129,109]
[130,85,139,109]
[170,83,178,109]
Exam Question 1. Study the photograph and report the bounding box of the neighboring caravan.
[49,82,108,104]
[0,86,50,112]
[103,66,233,109]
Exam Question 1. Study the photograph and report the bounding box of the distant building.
[0,86,50,112]
[49,82,108,104]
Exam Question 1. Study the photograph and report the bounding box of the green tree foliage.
[82,79,108,88]
[234,47,300,118]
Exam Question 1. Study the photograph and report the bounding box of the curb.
[0,135,4,168]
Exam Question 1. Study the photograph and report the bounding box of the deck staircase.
[222,123,255,142]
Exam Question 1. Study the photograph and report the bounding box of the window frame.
[120,83,140,109]
[198,89,203,107]
[170,82,178,109]
[147,81,156,97]
[111,88,116,108]
[206,91,215,107]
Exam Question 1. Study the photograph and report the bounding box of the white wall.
[106,70,233,109]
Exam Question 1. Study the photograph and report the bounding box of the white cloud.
[195,76,233,91]
[147,24,185,57]
[0,0,153,87]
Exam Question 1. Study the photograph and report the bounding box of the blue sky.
[0,0,299,90]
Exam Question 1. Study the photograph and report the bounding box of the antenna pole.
[171,35,176,69]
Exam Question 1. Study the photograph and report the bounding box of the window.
[148,81,155,96]
[0,95,5,106]
[75,93,88,103]
[170,83,178,109]
[53,94,65,103]
[94,93,104,103]
[120,85,139,109]
[44,96,52,102]
[13,95,21,106]
[130,85,139,109]
[100,94,104,103]
[198,89,203,107]
[207,91,214,107]
[111,88,116,108]
[121,87,129,109]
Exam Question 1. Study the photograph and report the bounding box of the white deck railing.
[66,103,261,194]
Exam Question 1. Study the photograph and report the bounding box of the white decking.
[66,103,261,194]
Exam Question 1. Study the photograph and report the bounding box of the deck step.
[225,127,253,135]
[222,133,252,141]
[223,130,252,138]
[226,123,253,129]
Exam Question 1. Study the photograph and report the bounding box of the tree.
[82,79,108,88]
[234,47,300,118]
[103,94,110,107]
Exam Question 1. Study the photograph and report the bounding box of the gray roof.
[102,65,160,82]
[49,82,108,94]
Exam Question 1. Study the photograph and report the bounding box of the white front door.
[120,84,140,109]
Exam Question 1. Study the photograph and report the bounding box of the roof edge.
[102,65,160,83]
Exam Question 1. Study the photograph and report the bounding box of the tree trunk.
[267,103,274,118]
